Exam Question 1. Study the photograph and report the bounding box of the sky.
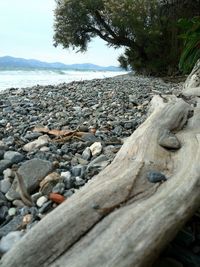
[0,0,124,66]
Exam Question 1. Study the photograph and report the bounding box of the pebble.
[89,142,102,156]
[3,151,24,164]
[23,135,50,152]
[0,160,12,174]
[82,147,92,161]
[6,158,53,200]
[71,164,85,177]
[36,196,48,208]
[52,182,65,194]
[8,208,16,217]
[0,179,12,194]
[158,129,181,150]
[39,172,61,195]
[49,193,65,204]
[147,171,167,183]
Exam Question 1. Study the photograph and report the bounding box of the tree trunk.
[1,61,200,267]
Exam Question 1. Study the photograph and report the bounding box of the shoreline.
[0,69,129,92]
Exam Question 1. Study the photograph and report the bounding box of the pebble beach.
[0,73,186,262]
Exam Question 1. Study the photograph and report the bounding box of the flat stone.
[0,231,24,254]
[6,159,53,201]
[24,132,42,140]
[87,155,109,171]
[23,135,50,152]
[3,151,24,164]
[81,133,99,143]
[12,200,25,208]
[158,129,181,149]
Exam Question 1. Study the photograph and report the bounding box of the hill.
[0,56,122,71]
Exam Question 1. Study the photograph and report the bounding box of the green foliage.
[54,0,200,75]
[178,17,200,74]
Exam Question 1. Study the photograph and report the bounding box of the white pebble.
[36,196,48,207]
[89,142,102,156]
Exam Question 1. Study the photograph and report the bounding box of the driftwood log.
[1,61,200,267]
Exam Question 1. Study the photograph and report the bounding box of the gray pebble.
[82,147,92,161]
[158,129,181,150]
[4,151,24,164]
[0,160,12,174]
[71,164,86,178]
[147,171,167,183]
[52,182,65,194]
[0,179,12,194]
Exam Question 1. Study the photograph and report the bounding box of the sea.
[0,68,128,92]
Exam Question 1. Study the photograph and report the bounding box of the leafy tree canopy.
[54,0,200,75]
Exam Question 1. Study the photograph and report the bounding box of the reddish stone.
[49,193,65,204]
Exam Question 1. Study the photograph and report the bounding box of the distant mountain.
[0,56,122,71]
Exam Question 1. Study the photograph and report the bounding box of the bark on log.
[1,64,200,267]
